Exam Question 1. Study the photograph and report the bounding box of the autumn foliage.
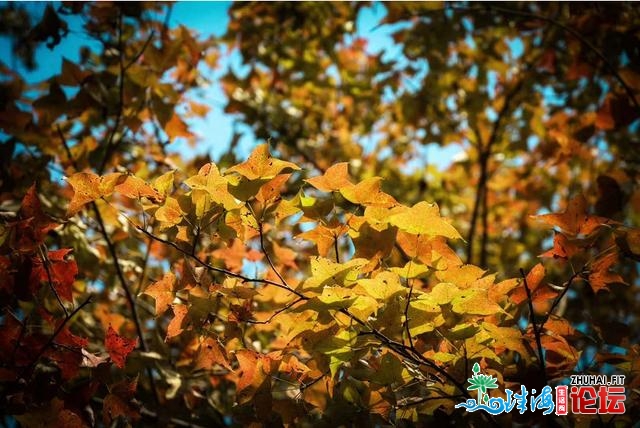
[1,2,639,427]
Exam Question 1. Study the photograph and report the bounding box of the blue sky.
[0,2,460,168]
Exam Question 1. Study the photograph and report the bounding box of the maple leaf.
[451,289,503,316]
[539,232,580,259]
[13,186,59,252]
[153,170,176,196]
[299,257,367,292]
[235,349,268,394]
[305,162,353,192]
[166,303,189,339]
[114,174,161,201]
[103,377,140,426]
[256,173,291,203]
[143,272,176,316]
[66,172,123,215]
[340,177,398,207]
[165,113,191,141]
[388,201,462,240]
[511,263,557,314]
[185,163,239,212]
[30,248,78,301]
[105,325,138,369]
[588,252,626,292]
[535,195,612,236]
[297,222,345,257]
[194,336,231,371]
[154,196,183,228]
[15,398,85,428]
[226,143,300,180]
[212,239,263,272]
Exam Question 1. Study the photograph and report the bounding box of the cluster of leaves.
[2,143,638,426]
[1,2,639,427]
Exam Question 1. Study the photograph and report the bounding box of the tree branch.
[520,268,547,386]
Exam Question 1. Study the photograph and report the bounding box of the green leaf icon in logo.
[467,362,499,404]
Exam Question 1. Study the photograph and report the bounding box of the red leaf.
[15,185,58,250]
[105,325,138,369]
[103,393,140,426]
[30,248,78,301]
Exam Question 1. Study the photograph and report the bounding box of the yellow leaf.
[388,202,461,239]
[299,257,367,292]
[424,282,460,305]
[155,197,183,228]
[389,261,429,279]
[185,163,238,214]
[340,177,398,207]
[482,322,530,357]
[153,170,175,196]
[357,271,406,301]
[451,289,503,316]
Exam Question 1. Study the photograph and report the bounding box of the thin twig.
[98,8,126,174]
[135,225,303,296]
[246,298,304,325]
[520,268,548,385]
[258,222,290,288]
[38,245,69,317]
[539,269,583,332]
[123,30,155,70]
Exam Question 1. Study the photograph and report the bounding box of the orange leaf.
[155,197,183,227]
[536,195,611,236]
[143,272,176,316]
[194,337,231,371]
[226,143,300,180]
[340,177,398,208]
[66,172,123,215]
[235,349,268,394]
[103,394,140,426]
[165,113,191,141]
[166,304,189,339]
[511,263,558,314]
[539,232,580,260]
[588,252,626,292]
[114,175,161,201]
[212,239,263,272]
[297,223,342,257]
[105,326,137,369]
[256,173,291,203]
[305,162,353,192]
[66,172,101,215]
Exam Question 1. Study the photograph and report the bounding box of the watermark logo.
[455,363,626,416]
